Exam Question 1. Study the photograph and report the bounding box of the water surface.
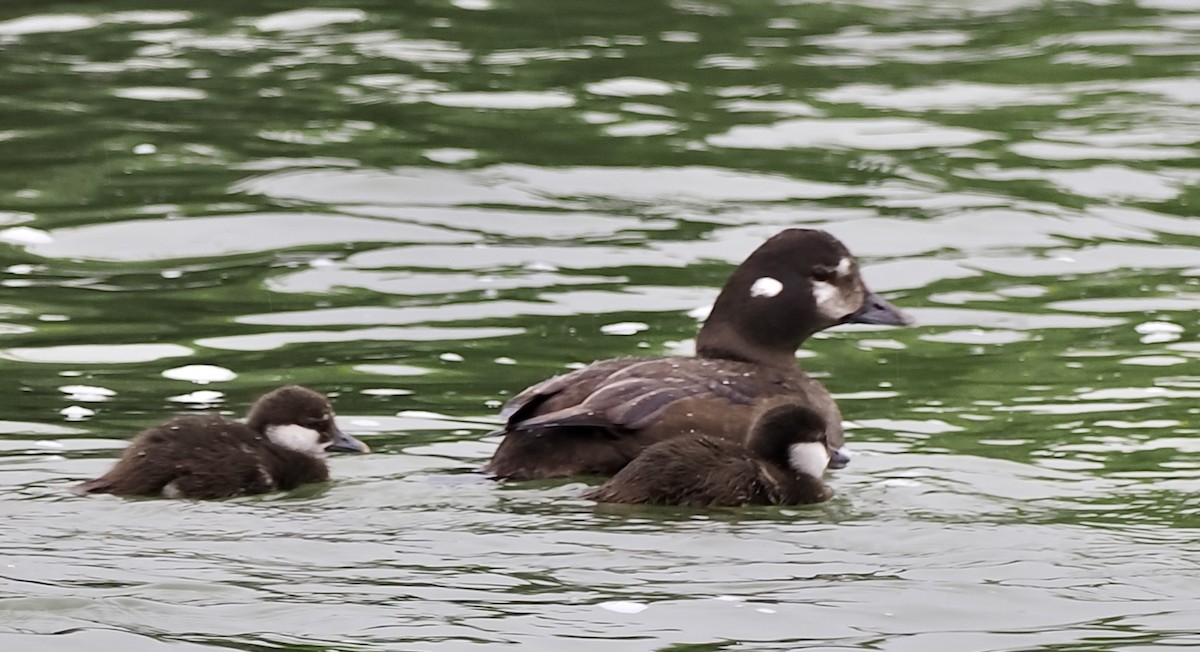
[1,1,1199,650]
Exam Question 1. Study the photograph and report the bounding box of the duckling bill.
[584,399,832,507]
[72,385,369,499]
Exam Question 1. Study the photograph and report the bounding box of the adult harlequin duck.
[482,228,911,481]
[72,385,370,499]
[584,398,832,507]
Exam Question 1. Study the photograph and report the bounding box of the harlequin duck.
[72,385,370,499]
[584,398,832,507]
[483,228,911,480]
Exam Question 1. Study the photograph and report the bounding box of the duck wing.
[499,357,647,425]
[509,366,759,433]
[509,377,696,432]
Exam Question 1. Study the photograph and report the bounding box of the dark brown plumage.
[72,385,369,499]
[584,399,833,507]
[484,229,911,481]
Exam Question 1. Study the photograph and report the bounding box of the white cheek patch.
[813,280,858,322]
[836,257,853,277]
[266,424,324,456]
[750,276,784,298]
[788,441,830,478]
[812,280,837,306]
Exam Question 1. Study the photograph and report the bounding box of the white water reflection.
[0,343,192,364]
[804,27,970,51]
[161,364,237,384]
[585,77,681,96]
[427,91,575,109]
[168,390,224,406]
[195,325,523,351]
[349,244,686,271]
[1120,355,1189,367]
[500,165,855,202]
[235,287,716,327]
[1044,166,1183,201]
[921,329,1031,345]
[234,167,550,207]
[112,86,207,101]
[29,213,475,262]
[0,226,52,245]
[818,81,1071,111]
[707,117,1000,150]
[357,38,473,65]
[0,420,84,436]
[970,244,1200,277]
[717,98,823,116]
[58,385,115,402]
[604,120,680,137]
[268,268,618,295]
[243,164,858,209]
[339,205,667,238]
[1010,140,1196,161]
[998,402,1160,415]
[422,147,478,164]
[0,14,99,35]
[250,8,365,32]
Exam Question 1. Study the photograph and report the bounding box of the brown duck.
[483,229,911,480]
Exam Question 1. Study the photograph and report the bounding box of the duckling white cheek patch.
[750,276,783,298]
[266,424,324,456]
[788,441,830,478]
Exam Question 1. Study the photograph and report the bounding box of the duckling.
[72,385,369,499]
[584,398,832,507]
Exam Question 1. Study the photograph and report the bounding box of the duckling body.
[73,385,369,499]
[584,399,832,507]
[484,229,910,481]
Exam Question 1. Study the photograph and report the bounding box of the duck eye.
[812,265,836,282]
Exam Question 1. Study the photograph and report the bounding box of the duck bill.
[325,425,371,453]
[828,446,852,469]
[845,289,913,326]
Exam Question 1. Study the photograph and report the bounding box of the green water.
[1,1,1198,650]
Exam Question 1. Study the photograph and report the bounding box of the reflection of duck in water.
[484,229,911,480]
[73,386,369,499]
[585,398,832,507]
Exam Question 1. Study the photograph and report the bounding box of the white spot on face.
[788,441,830,478]
[812,280,837,306]
[266,424,325,456]
[812,280,858,322]
[836,257,852,277]
[750,276,783,298]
